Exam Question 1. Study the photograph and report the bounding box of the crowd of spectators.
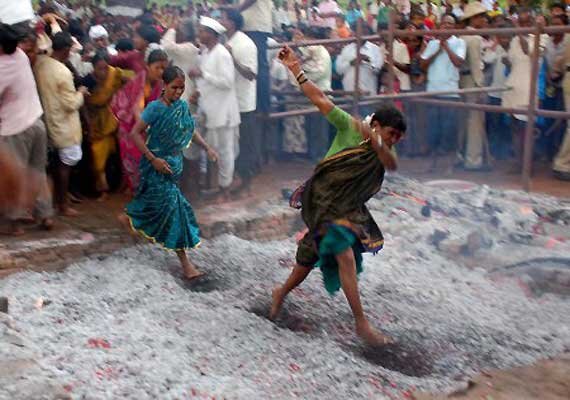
[1,0,569,236]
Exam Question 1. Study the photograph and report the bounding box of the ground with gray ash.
[1,175,569,399]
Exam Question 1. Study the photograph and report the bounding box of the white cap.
[89,25,109,40]
[199,16,226,35]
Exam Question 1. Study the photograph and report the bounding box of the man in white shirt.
[420,14,466,170]
[336,25,383,111]
[188,17,240,202]
[221,9,260,195]
[0,23,54,234]
[298,26,332,160]
[238,0,274,159]
[482,22,511,160]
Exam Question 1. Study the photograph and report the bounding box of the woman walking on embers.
[118,66,218,281]
[270,46,407,346]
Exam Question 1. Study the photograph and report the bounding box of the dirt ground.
[414,354,570,400]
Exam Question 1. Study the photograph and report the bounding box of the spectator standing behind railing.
[537,13,569,161]
[235,0,274,162]
[420,13,466,172]
[482,20,513,160]
[553,20,570,181]
[501,8,535,173]
[458,2,491,171]
[336,24,383,115]
[0,23,54,235]
[297,26,332,161]
[221,9,260,197]
[404,22,428,156]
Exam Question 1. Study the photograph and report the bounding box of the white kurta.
[336,41,383,94]
[502,36,536,121]
[196,43,240,129]
[196,43,241,189]
[227,31,258,113]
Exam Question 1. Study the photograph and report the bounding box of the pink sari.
[111,71,162,191]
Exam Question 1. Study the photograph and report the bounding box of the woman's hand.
[278,45,301,73]
[151,158,173,175]
[206,147,219,162]
[42,13,67,26]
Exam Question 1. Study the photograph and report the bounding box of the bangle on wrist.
[298,77,309,85]
[295,70,306,80]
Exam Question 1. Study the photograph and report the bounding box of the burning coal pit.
[1,175,569,399]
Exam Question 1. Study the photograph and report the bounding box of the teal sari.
[126,100,201,251]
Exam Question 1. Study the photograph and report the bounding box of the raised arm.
[279,46,397,170]
[238,0,257,12]
[420,40,442,71]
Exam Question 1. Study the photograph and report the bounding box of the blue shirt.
[346,9,363,27]
[420,36,466,96]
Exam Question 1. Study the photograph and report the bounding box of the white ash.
[1,175,569,400]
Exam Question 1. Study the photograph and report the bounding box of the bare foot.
[356,319,393,346]
[269,286,285,321]
[183,270,205,281]
[39,218,54,231]
[117,213,136,236]
[6,222,25,236]
[59,207,80,217]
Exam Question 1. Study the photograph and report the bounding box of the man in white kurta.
[336,38,383,96]
[189,17,240,198]
[222,9,259,192]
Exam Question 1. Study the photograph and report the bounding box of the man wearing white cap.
[458,2,490,171]
[89,25,118,56]
[188,17,240,202]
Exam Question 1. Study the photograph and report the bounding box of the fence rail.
[268,19,570,192]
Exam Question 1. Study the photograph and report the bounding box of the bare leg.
[176,250,203,280]
[55,162,79,216]
[269,264,311,320]
[336,248,392,346]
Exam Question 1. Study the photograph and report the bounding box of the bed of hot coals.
[1,175,569,399]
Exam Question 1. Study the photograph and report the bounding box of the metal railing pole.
[521,27,542,192]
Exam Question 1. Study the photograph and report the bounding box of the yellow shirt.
[86,66,130,140]
[34,55,84,149]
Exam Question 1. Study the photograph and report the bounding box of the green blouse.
[324,107,363,158]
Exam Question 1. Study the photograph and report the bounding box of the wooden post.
[353,19,363,115]
[521,27,542,192]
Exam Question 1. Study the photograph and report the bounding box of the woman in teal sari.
[118,66,218,280]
